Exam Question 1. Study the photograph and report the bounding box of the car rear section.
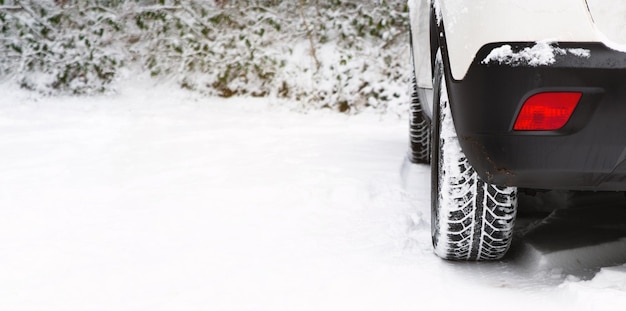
[451,41,626,191]
[408,0,626,261]
[431,0,626,191]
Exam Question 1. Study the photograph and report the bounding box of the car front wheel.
[408,47,431,164]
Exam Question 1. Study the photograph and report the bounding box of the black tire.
[408,47,431,164]
[431,51,517,261]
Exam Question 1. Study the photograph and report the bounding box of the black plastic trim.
[444,42,626,191]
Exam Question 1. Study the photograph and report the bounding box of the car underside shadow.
[507,191,626,279]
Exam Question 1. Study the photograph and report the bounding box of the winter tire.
[431,51,517,261]
[408,47,431,164]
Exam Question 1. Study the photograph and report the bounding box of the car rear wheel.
[431,51,518,261]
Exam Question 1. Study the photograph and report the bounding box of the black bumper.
[447,42,626,191]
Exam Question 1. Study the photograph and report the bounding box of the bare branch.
[298,0,320,71]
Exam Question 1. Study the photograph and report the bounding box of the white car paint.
[410,0,604,85]
[586,0,626,52]
[408,0,432,89]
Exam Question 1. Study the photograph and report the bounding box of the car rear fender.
[434,0,597,81]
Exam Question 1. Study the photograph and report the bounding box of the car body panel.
[408,0,433,89]
[586,0,626,50]
[436,0,597,80]
[408,1,626,191]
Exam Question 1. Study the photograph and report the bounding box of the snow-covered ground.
[1,82,626,310]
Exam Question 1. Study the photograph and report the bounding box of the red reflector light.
[513,92,582,131]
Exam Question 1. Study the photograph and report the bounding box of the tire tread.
[432,58,517,261]
[409,73,431,164]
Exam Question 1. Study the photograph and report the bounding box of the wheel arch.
[434,0,596,80]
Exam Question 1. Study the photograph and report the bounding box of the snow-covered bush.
[0,1,124,94]
[129,1,288,98]
[292,1,410,112]
[0,0,410,112]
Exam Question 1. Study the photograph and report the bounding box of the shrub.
[0,0,410,113]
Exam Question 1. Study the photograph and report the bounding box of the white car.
[408,0,626,261]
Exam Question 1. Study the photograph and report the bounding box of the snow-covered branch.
[0,5,21,11]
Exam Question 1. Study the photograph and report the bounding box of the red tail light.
[513,92,582,131]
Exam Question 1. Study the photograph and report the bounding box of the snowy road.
[1,84,626,310]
